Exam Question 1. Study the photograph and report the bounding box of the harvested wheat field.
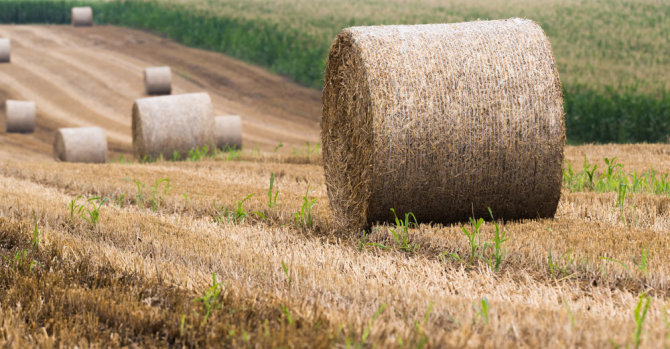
[1,25,670,348]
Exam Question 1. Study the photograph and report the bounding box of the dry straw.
[214,115,242,150]
[71,7,93,27]
[322,19,565,228]
[144,66,172,95]
[132,92,214,159]
[4,100,35,133]
[0,38,9,63]
[54,127,107,163]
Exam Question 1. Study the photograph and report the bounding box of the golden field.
[0,25,669,347]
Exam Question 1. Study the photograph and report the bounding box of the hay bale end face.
[54,127,107,163]
[0,38,10,63]
[132,92,214,160]
[322,19,565,228]
[5,100,36,133]
[214,115,242,150]
[71,7,93,27]
[144,66,172,95]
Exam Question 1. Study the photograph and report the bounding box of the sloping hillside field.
[2,26,670,347]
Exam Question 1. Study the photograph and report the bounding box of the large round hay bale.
[0,38,9,63]
[54,127,107,163]
[214,115,242,150]
[132,93,214,160]
[4,100,36,133]
[322,19,565,228]
[144,66,172,95]
[71,7,93,27]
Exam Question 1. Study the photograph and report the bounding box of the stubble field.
[0,22,670,348]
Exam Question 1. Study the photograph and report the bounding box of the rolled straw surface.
[5,100,35,133]
[0,38,9,63]
[54,127,107,163]
[71,7,93,27]
[132,93,214,159]
[144,66,172,95]
[214,115,242,150]
[322,18,565,228]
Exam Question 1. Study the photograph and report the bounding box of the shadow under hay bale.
[0,38,9,63]
[4,100,35,133]
[322,18,565,229]
[54,127,107,163]
[144,66,171,95]
[214,115,242,150]
[71,7,92,27]
[132,92,214,160]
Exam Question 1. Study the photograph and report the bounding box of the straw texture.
[4,100,35,133]
[54,127,107,163]
[71,7,93,27]
[214,115,242,150]
[322,19,565,228]
[0,38,9,63]
[132,92,214,159]
[144,66,172,95]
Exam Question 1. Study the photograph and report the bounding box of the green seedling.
[295,185,317,229]
[462,216,484,264]
[474,298,490,326]
[616,181,628,224]
[281,259,290,284]
[636,246,648,274]
[633,293,651,349]
[31,217,40,250]
[80,196,109,226]
[148,178,171,211]
[280,305,294,325]
[220,194,254,224]
[413,302,433,349]
[361,303,386,344]
[194,273,223,326]
[267,173,279,208]
[274,142,284,152]
[488,208,508,272]
[69,195,83,218]
[387,208,418,253]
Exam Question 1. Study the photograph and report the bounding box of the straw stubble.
[321,19,565,228]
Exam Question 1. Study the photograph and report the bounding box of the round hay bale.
[144,66,172,95]
[0,38,10,63]
[214,115,242,150]
[322,18,565,228]
[132,92,214,160]
[71,7,93,27]
[54,127,107,163]
[4,100,36,133]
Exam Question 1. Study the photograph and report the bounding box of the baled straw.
[321,19,565,228]
[214,115,242,150]
[71,7,93,27]
[144,66,172,95]
[4,100,35,133]
[132,92,214,160]
[54,127,107,163]
[0,38,9,63]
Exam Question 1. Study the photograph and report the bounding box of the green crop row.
[1,0,668,144]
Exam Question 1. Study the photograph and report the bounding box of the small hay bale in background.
[0,38,9,63]
[132,92,214,160]
[4,100,35,133]
[144,66,172,95]
[321,19,565,228]
[54,127,107,163]
[214,115,242,150]
[71,7,93,27]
